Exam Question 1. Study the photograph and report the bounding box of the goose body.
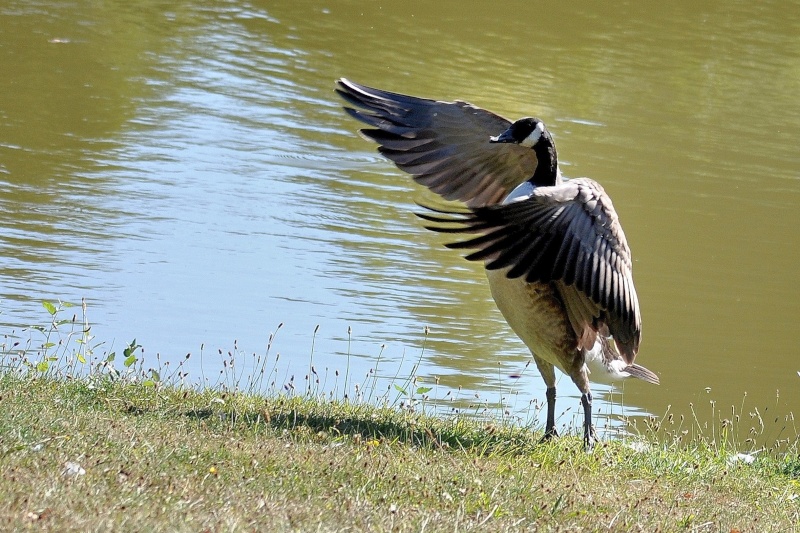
[335,78,658,449]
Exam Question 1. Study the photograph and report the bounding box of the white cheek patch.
[520,122,544,148]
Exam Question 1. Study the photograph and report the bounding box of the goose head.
[491,117,560,187]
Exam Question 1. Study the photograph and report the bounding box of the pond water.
[1,1,799,443]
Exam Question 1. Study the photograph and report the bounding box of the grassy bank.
[1,303,798,530]
[1,373,798,532]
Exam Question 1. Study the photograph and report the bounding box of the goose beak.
[490,127,516,144]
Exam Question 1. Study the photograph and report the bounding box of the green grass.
[0,301,798,531]
[0,374,798,532]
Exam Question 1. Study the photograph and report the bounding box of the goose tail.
[624,363,660,385]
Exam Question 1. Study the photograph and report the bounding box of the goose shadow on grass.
[179,398,551,456]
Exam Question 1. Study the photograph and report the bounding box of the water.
[1,1,799,442]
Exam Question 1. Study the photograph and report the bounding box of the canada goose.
[335,78,659,449]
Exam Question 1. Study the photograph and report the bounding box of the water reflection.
[1,0,799,443]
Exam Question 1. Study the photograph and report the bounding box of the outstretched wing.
[336,78,538,207]
[418,178,642,361]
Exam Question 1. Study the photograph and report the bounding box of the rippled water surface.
[2,1,799,440]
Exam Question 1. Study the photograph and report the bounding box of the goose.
[335,78,659,449]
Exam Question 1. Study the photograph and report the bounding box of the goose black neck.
[530,136,559,187]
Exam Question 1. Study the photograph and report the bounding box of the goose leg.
[580,391,595,452]
[533,355,558,442]
[543,386,558,440]
[569,366,595,451]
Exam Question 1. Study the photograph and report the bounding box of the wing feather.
[337,78,537,207]
[417,178,641,360]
